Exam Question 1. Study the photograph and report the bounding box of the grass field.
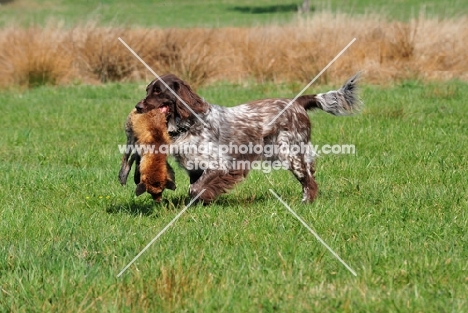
[0,0,467,28]
[1,79,467,311]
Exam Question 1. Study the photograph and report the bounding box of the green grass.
[0,0,467,28]
[0,79,467,311]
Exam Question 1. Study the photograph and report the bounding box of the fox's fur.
[128,109,175,201]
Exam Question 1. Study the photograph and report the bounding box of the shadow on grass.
[107,200,156,216]
[230,3,299,14]
[210,193,272,206]
[108,191,287,217]
[107,194,190,217]
[230,3,315,14]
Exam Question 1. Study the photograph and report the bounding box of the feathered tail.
[297,72,362,115]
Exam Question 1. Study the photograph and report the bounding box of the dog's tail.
[297,72,362,115]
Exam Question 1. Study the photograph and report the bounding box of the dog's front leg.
[189,169,248,204]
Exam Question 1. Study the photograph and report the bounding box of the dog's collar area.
[168,109,208,138]
[169,122,190,138]
[168,130,182,137]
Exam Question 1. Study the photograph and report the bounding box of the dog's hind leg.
[281,142,318,202]
[297,161,318,203]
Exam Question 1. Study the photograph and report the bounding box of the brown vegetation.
[116,261,212,311]
[0,13,467,89]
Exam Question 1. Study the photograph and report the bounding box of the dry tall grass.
[0,26,74,88]
[0,13,467,89]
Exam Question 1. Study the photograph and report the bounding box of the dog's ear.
[154,76,179,95]
[175,79,208,119]
[135,182,146,196]
[160,75,208,119]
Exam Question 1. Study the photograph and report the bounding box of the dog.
[119,108,176,201]
[133,73,361,204]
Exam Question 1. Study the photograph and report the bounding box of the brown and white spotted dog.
[126,73,361,204]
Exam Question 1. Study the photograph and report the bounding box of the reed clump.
[0,13,466,89]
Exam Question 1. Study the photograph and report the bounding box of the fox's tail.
[297,72,362,115]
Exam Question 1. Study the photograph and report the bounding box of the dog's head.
[135,74,208,134]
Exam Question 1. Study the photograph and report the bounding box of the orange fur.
[132,110,171,202]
